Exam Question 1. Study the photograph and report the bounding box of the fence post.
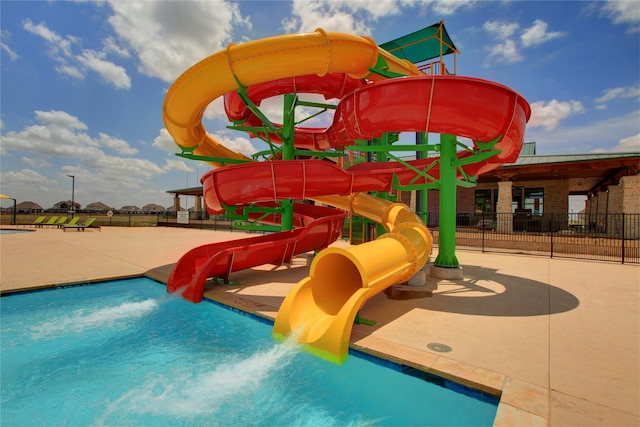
[481,212,486,253]
[550,213,554,258]
[621,213,625,265]
[128,213,131,227]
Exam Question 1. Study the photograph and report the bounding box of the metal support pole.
[433,134,459,268]
[416,132,428,224]
[66,174,75,218]
[280,94,296,231]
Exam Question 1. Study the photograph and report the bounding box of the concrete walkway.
[1,226,638,426]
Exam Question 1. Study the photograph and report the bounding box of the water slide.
[167,203,346,302]
[163,30,530,364]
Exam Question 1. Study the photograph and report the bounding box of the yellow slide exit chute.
[273,193,432,364]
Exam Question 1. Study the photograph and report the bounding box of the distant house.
[12,201,44,214]
[52,200,81,214]
[120,205,142,214]
[85,202,112,213]
[166,205,186,212]
[142,203,165,213]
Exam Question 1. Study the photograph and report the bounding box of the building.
[85,202,113,214]
[11,201,44,214]
[142,203,165,213]
[51,200,81,214]
[120,205,142,214]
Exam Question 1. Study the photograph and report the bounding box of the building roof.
[166,186,205,196]
[503,151,640,167]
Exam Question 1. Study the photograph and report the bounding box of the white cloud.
[214,132,257,157]
[106,0,250,83]
[482,20,521,64]
[483,19,565,65]
[55,64,84,80]
[283,0,371,34]
[612,133,640,152]
[483,20,520,38]
[1,30,18,60]
[152,129,178,153]
[35,110,88,130]
[601,0,640,33]
[594,85,640,104]
[21,156,53,168]
[203,97,227,122]
[487,39,522,63]
[520,19,566,47]
[77,50,131,89]
[2,110,170,183]
[428,0,478,16]
[282,0,478,35]
[527,110,639,153]
[0,169,51,199]
[163,158,193,172]
[103,36,130,58]
[1,168,49,185]
[528,99,585,131]
[97,133,138,155]
[22,19,131,89]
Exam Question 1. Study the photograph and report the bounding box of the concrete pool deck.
[1,226,638,426]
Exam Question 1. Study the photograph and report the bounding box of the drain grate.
[427,342,452,353]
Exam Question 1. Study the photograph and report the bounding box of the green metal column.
[416,132,428,225]
[280,94,296,231]
[374,135,390,238]
[433,133,459,268]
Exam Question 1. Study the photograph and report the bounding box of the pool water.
[0,229,32,234]
[1,278,498,426]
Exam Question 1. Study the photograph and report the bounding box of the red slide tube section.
[167,203,345,303]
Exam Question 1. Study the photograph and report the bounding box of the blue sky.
[1,0,638,210]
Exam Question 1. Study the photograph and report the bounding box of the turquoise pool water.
[1,278,498,426]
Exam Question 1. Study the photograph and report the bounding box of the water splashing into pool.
[29,299,159,339]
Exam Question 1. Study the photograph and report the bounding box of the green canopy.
[379,21,458,64]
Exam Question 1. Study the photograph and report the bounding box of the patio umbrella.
[0,194,17,225]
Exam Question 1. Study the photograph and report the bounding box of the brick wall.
[622,174,640,213]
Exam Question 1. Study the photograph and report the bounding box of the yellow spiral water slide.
[163,30,433,364]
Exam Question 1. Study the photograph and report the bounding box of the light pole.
[66,174,75,218]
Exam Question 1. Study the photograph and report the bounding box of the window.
[474,189,497,214]
[524,188,544,215]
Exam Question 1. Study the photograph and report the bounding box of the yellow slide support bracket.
[273,193,433,364]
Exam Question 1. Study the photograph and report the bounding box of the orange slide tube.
[162,29,420,166]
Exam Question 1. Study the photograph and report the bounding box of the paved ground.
[1,226,638,426]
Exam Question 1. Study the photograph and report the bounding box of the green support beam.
[433,133,460,268]
[280,93,296,231]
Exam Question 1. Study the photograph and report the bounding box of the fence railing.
[6,211,638,264]
[422,212,640,264]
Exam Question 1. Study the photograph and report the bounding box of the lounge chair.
[63,217,100,232]
[42,216,68,228]
[65,217,81,227]
[26,216,46,228]
[37,216,58,228]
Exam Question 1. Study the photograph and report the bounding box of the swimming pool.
[0,228,32,234]
[1,278,498,426]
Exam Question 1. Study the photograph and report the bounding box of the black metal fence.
[423,212,640,264]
